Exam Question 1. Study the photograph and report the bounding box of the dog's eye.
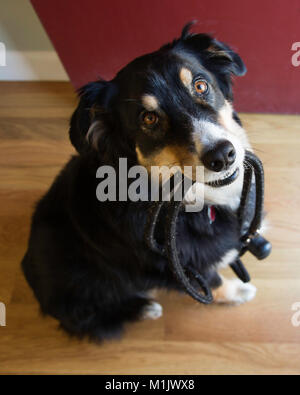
[141,111,158,126]
[194,80,208,95]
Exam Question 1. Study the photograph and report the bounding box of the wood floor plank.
[0,81,300,374]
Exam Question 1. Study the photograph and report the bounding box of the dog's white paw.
[141,301,163,320]
[232,280,257,304]
[214,278,257,305]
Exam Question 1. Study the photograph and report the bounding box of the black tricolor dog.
[22,24,259,341]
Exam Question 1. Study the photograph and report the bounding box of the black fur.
[22,24,246,342]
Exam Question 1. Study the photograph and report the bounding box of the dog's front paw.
[213,278,257,305]
[141,301,163,320]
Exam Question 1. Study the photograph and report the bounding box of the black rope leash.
[144,151,272,304]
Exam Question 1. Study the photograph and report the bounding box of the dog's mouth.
[205,167,240,188]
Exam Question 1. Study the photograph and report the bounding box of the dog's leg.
[213,275,256,304]
[57,293,163,341]
[211,248,257,304]
[137,291,163,320]
[141,301,163,320]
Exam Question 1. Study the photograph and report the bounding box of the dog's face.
[70,24,250,207]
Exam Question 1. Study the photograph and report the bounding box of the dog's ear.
[180,23,246,98]
[69,80,116,153]
[204,39,247,77]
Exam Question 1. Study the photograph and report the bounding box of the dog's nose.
[201,140,236,172]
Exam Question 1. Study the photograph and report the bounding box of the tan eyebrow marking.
[179,67,193,88]
[142,95,159,111]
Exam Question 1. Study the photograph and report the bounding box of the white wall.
[0,0,69,80]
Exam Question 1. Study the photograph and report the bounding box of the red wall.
[31,0,300,114]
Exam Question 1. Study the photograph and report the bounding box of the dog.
[22,23,257,342]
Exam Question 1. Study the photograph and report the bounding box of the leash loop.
[144,151,271,304]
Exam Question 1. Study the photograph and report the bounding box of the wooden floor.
[0,82,300,375]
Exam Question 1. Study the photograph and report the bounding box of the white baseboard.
[0,50,69,81]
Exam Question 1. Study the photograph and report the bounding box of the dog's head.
[70,23,250,206]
